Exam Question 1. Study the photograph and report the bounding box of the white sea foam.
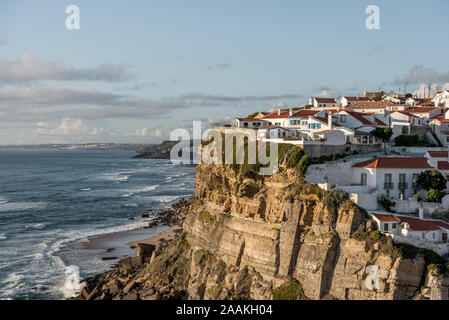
[121,184,159,197]
[102,172,130,183]
[0,233,6,240]
[152,195,187,203]
[0,201,46,212]
[0,272,25,298]
[62,265,85,298]
[24,223,46,230]
[79,188,91,191]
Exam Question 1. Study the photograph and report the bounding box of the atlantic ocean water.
[0,150,195,300]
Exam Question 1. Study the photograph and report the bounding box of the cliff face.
[181,161,431,300]
[77,146,449,300]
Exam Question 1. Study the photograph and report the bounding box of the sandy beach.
[82,223,183,261]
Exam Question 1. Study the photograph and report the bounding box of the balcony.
[384,183,394,190]
[398,182,408,190]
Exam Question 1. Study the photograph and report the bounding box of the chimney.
[357,93,360,99]
[418,207,424,220]
[328,112,333,129]
[278,108,281,116]
[289,108,293,117]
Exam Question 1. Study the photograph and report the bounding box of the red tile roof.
[354,130,374,135]
[259,125,284,130]
[427,151,449,158]
[351,101,395,110]
[237,118,269,122]
[438,161,449,170]
[314,97,337,104]
[290,110,320,119]
[314,129,335,134]
[353,157,432,169]
[375,118,387,126]
[344,96,372,101]
[399,217,440,231]
[401,107,438,114]
[429,220,449,230]
[262,110,291,119]
[372,213,400,222]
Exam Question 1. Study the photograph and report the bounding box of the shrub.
[322,189,349,219]
[286,146,304,167]
[378,194,396,212]
[298,155,311,174]
[414,194,422,201]
[200,211,216,223]
[417,170,446,191]
[246,112,259,119]
[371,127,393,142]
[394,135,419,147]
[426,189,446,203]
[272,279,307,300]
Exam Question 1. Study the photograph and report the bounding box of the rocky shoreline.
[72,197,193,300]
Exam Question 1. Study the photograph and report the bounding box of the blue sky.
[0,0,449,144]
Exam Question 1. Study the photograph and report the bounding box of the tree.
[426,189,446,202]
[416,170,446,191]
[371,127,393,142]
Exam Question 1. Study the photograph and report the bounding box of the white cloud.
[0,52,134,84]
[135,127,148,137]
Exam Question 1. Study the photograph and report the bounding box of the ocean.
[0,150,195,300]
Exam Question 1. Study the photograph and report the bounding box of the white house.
[400,107,442,125]
[390,111,411,137]
[340,96,372,107]
[351,157,433,199]
[383,94,408,105]
[372,212,449,255]
[432,90,449,108]
[430,112,449,147]
[405,97,433,107]
[312,129,346,145]
[257,125,289,139]
[309,97,337,109]
[232,118,269,129]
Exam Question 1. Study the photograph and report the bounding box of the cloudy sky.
[1,0,449,145]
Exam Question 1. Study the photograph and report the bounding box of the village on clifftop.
[224,89,449,255]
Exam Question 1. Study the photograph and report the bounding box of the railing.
[398,182,408,190]
[384,183,394,190]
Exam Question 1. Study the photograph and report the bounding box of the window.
[392,223,396,229]
[433,233,435,239]
[384,223,389,232]
[361,173,367,186]
[317,123,321,129]
[290,120,295,125]
[340,115,346,122]
[422,232,426,239]
[402,126,408,134]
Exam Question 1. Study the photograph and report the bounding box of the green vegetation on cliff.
[273,279,308,300]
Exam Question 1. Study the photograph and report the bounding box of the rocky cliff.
[77,144,449,300]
